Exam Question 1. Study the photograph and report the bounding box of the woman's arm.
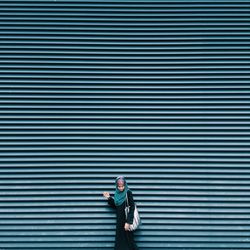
[107,196,116,209]
[103,192,116,209]
[126,190,135,224]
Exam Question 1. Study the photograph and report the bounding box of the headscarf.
[114,176,129,206]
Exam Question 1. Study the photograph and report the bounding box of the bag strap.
[126,192,129,208]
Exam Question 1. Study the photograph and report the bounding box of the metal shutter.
[0,0,249,249]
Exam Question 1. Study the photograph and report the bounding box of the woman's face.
[117,183,125,192]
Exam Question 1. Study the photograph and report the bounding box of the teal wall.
[0,0,249,249]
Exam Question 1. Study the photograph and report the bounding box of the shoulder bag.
[125,192,141,231]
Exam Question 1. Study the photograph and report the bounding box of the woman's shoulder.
[127,189,133,196]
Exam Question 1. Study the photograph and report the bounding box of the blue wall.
[0,0,249,249]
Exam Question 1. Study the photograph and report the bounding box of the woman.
[103,176,138,250]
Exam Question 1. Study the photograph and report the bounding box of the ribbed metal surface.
[0,0,250,249]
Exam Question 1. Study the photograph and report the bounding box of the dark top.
[107,190,138,250]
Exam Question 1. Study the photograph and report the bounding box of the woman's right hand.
[103,192,110,199]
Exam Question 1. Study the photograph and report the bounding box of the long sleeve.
[126,190,135,224]
[107,196,116,209]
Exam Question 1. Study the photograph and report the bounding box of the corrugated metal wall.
[0,0,249,249]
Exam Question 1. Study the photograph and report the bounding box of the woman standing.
[103,176,139,250]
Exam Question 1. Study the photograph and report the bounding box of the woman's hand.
[103,192,110,199]
[124,223,131,231]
